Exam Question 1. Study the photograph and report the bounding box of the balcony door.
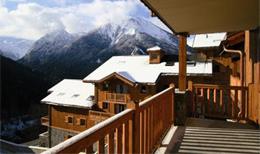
[116,84,128,93]
[114,104,126,114]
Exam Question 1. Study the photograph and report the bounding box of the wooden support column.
[178,34,187,91]
[48,105,52,148]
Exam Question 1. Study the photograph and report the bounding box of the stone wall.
[49,127,78,147]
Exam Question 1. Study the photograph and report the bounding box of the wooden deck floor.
[155,118,260,154]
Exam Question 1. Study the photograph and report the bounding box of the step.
[183,136,260,143]
[185,130,260,137]
[184,133,260,139]
[178,149,245,154]
[182,139,260,146]
[180,142,260,150]
[186,127,260,134]
[179,145,260,153]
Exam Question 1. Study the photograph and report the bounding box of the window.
[65,115,73,124]
[140,85,147,93]
[114,104,126,114]
[80,119,86,126]
[103,83,109,91]
[102,102,109,109]
[76,118,86,126]
[213,65,220,73]
[68,117,73,123]
[150,53,158,60]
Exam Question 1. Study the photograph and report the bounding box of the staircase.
[156,118,260,154]
[178,127,260,154]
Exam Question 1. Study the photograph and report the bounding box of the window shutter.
[64,116,68,123]
[76,118,80,125]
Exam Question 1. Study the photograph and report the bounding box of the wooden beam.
[178,35,187,91]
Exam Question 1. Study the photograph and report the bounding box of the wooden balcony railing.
[41,116,49,126]
[191,83,248,120]
[105,92,130,103]
[42,85,175,154]
[89,110,114,118]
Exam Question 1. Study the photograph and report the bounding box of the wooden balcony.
[102,92,130,103]
[41,116,49,126]
[42,85,175,154]
[190,83,249,121]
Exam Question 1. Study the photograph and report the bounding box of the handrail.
[140,86,174,107]
[193,83,248,90]
[105,92,129,103]
[89,110,114,117]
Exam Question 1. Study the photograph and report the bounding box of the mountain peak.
[95,17,176,47]
[40,29,74,43]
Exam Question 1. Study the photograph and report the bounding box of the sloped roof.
[42,79,95,108]
[192,33,227,48]
[83,56,212,84]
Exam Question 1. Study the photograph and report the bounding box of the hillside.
[1,55,51,120]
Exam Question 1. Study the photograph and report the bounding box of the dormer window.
[103,83,109,91]
[71,94,79,98]
[57,92,65,96]
[140,85,147,93]
[87,95,94,101]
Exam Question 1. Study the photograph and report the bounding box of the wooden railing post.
[187,81,193,116]
[127,101,140,153]
[188,81,193,91]
[169,83,175,123]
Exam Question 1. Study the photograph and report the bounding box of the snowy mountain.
[22,29,76,64]
[20,17,184,83]
[98,17,177,47]
[0,37,34,60]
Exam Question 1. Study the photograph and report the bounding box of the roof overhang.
[41,101,92,109]
[84,72,137,87]
[141,0,259,34]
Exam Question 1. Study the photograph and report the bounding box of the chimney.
[147,46,165,64]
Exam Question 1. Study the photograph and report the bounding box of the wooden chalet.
[42,0,259,153]
[41,48,214,147]
[40,79,112,147]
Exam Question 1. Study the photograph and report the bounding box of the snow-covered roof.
[42,79,95,108]
[192,33,226,48]
[147,46,161,51]
[83,56,212,84]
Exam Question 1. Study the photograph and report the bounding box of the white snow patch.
[125,28,136,35]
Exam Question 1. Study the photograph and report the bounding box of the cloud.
[0,0,170,40]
